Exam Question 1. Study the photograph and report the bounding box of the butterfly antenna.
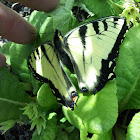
[58,16,73,30]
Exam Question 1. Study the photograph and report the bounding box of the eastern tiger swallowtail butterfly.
[28,16,127,109]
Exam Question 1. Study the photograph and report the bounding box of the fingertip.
[25,27,37,44]
[0,53,6,68]
[0,2,37,44]
[15,20,38,44]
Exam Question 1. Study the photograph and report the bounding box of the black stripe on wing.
[93,18,128,94]
[79,25,87,73]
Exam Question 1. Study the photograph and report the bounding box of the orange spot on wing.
[72,96,78,103]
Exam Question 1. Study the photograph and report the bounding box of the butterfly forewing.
[63,16,127,93]
[28,43,78,109]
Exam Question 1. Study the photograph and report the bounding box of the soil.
[1,124,34,140]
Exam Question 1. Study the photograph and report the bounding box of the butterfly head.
[53,30,64,51]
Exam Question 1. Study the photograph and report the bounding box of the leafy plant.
[0,0,140,139]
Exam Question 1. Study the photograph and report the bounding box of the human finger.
[0,2,37,44]
[4,0,60,11]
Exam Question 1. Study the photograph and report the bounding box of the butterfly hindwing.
[28,43,78,109]
[59,16,128,93]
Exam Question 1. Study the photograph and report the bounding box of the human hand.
[0,0,60,67]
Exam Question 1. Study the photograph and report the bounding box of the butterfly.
[28,16,128,109]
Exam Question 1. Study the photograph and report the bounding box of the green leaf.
[32,115,58,140]
[0,67,31,122]
[62,106,86,131]
[56,125,80,140]
[31,112,46,135]
[21,102,47,135]
[80,128,88,140]
[10,43,34,82]
[126,112,140,140]
[37,84,59,110]
[0,120,16,134]
[63,80,118,134]
[60,117,67,123]
[135,0,140,2]
[28,12,54,43]
[48,112,57,120]
[45,0,77,34]
[21,102,38,120]
[116,25,140,111]
[91,130,112,140]
[79,0,123,18]
[0,42,12,65]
